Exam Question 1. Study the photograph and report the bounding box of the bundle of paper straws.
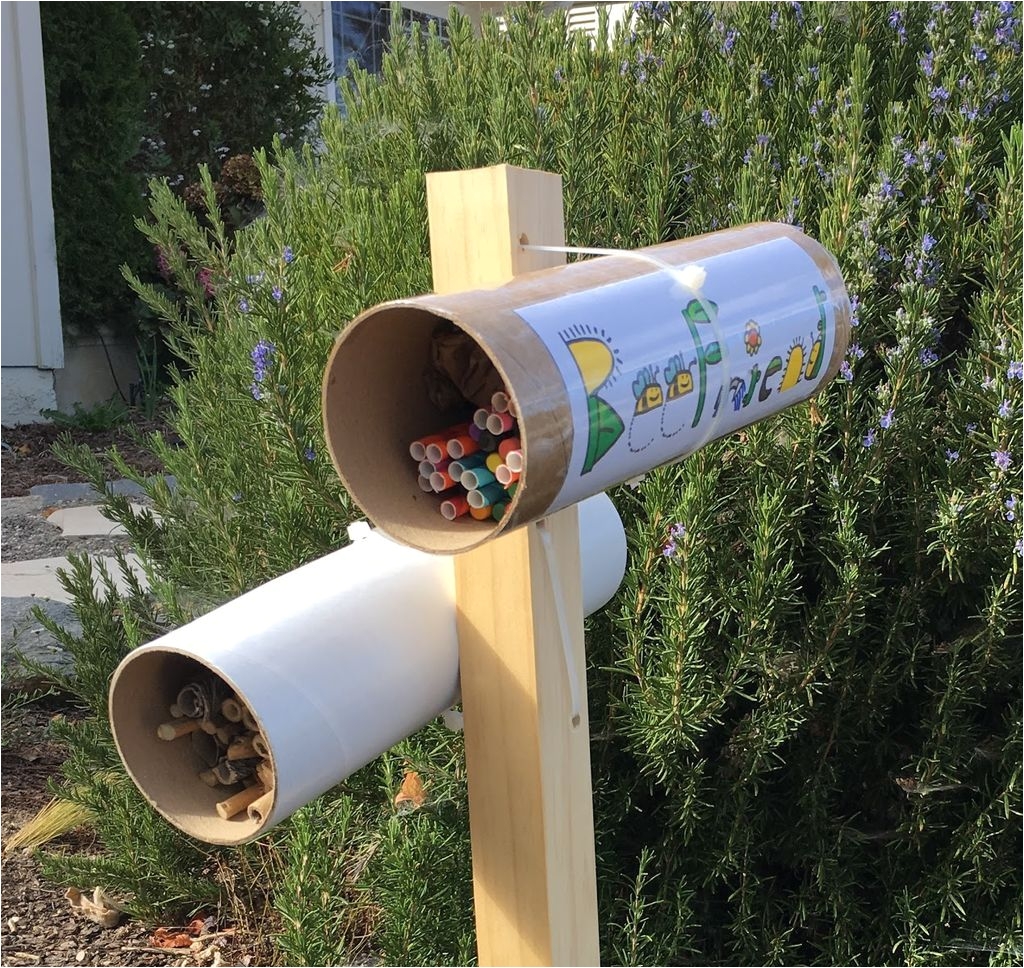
[409,390,523,522]
[156,680,274,822]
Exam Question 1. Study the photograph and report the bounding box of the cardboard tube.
[440,497,470,521]
[255,761,275,790]
[109,493,626,845]
[216,784,266,821]
[323,223,849,555]
[491,391,510,413]
[505,449,523,474]
[473,408,491,429]
[246,790,275,824]
[227,738,257,761]
[446,434,478,460]
[221,698,244,723]
[157,719,201,741]
[461,467,496,490]
[430,470,457,493]
[495,464,519,486]
[486,411,515,435]
[418,475,434,493]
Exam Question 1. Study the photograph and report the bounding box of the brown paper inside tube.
[109,649,277,846]
[322,222,850,555]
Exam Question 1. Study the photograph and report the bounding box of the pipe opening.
[323,307,525,554]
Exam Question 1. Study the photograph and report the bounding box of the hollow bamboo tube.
[168,703,184,719]
[157,719,201,741]
[215,723,242,745]
[241,708,258,732]
[227,738,257,761]
[199,718,219,735]
[198,769,220,788]
[251,733,270,758]
[221,697,244,723]
[245,790,274,825]
[215,784,265,821]
[255,760,275,790]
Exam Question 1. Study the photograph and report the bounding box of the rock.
[1,598,79,681]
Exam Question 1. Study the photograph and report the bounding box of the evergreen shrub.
[47,3,1022,965]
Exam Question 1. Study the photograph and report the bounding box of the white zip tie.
[535,516,583,729]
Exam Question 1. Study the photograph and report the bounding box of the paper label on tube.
[514,235,839,508]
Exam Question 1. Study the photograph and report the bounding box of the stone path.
[1,481,168,681]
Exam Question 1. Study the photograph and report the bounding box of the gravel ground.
[1,511,134,564]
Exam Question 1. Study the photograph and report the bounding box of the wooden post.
[425,165,600,967]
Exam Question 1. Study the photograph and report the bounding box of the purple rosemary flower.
[283,246,294,264]
[973,44,988,61]
[770,8,779,29]
[921,233,938,253]
[304,446,316,461]
[743,148,754,165]
[920,348,939,365]
[1016,538,1024,559]
[810,98,823,116]
[701,108,716,126]
[553,67,563,83]
[903,150,918,168]
[966,423,978,433]
[272,286,283,303]
[880,409,894,430]
[840,360,854,381]
[246,272,265,285]
[250,383,262,401]
[721,29,738,54]
[920,50,935,77]
[251,338,276,385]
[888,9,907,43]
[849,294,860,327]
[760,71,774,89]
[1008,361,1023,379]
[879,172,899,200]
[999,399,1013,418]
[669,522,687,540]
[849,343,866,359]
[992,450,1012,471]
[238,298,250,313]
[929,86,951,113]
[863,428,877,448]
[755,132,771,146]
[1006,496,1018,521]
[809,65,820,80]
[945,449,959,463]
[982,376,996,390]
[662,540,677,558]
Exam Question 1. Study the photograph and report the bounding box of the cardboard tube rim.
[109,650,275,846]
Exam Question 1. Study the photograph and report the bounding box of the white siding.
[1,1,63,369]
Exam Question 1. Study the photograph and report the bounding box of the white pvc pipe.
[109,493,627,845]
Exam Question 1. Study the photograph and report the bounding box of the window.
[331,2,446,89]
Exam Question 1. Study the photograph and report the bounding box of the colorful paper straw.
[447,434,479,460]
[440,496,471,520]
[467,483,506,508]
[461,467,497,490]
[495,464,520,486]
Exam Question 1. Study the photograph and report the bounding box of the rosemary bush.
[49,3,1021,964]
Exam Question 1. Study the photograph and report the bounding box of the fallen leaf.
[394,770,426,812]
[65,887,124,928]
[16,444,32,456]
[187,918,207,936]
[150,927,193,948]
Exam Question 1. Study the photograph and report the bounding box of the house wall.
[1,0,64,425]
